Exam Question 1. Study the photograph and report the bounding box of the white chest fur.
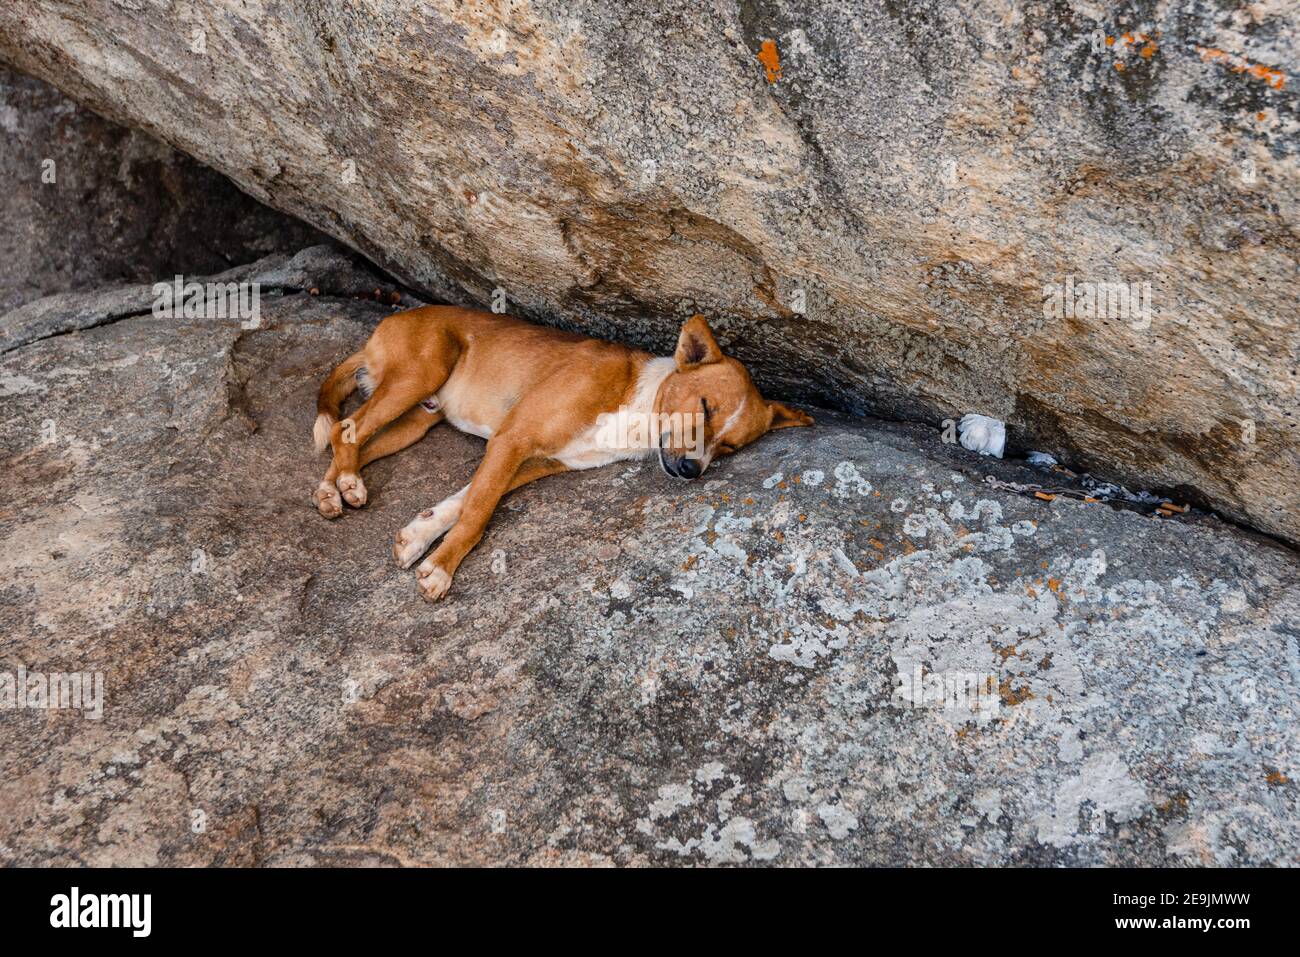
[555,356,674,471]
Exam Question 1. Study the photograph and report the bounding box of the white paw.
[336,472,367,507]
[393,524,429,569]
[313,481,343,518]
[392,488,466,567]
[416,562,452,602]
[393,505,460,568]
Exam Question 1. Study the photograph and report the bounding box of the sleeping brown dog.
[312,307,812,601]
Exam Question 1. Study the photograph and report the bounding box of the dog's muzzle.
[660,450,702,480]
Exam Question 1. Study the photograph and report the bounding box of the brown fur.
[313,306,812,601]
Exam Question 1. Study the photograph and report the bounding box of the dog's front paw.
[393,497,463,568]
[415,561,453,602]
[336,472,367,507]
[393,523,429,569]
[313,481,343,518]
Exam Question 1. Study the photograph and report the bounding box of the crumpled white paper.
[958,413,1006,459]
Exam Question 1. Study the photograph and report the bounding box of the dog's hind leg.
[326,377,427,508]
[313,310,460,517]
[314,404,443,518]
[359,403,444,467]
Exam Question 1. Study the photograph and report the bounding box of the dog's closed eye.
[701,398,711,422]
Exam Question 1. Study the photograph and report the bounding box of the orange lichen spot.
[1257,112,1267,121]
[999,679,1034,707]
[1250,64,1283,86]
[1115,33,1156,57]
[744,497,754,505]
[1115,62,1126,72]
[798,513,807,522]
[773,530,784,543]
[757,39,782,84]
[1034,491,1057,501]
[1157,793,1190,815]
[681,554,697,571]
[869,538,885,551]
[1027,585,1039,599]
[1265,770,1288,786]
[1198,47,1287,89]
[1047,578,1062,593]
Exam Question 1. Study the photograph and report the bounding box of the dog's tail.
[314,350,366,453]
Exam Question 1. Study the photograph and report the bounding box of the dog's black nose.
[677,457,702,479]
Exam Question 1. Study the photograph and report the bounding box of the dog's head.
[654,314,812,479]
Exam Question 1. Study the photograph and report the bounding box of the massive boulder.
[0,2,1296,545]
[0,64,326,312]
[1,249,1297,865]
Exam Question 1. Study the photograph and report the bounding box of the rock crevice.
[0,2,1295,545]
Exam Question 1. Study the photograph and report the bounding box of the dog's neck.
[626,355,676,418]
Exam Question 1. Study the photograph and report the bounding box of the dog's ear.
[674,314,724,370]
[767,400,813,431]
